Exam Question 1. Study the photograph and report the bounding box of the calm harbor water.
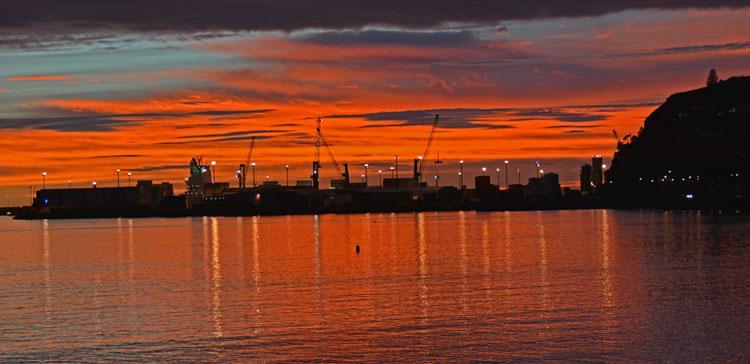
[0,210,748,362]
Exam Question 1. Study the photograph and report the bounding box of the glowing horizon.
[1,6,749,201]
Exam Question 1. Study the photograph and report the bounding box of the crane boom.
[418,114,440,183]
[319,133,343,178]
[240,136,256,189]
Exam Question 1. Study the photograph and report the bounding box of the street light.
[265,175,270,183]
[210,161,216,184]
[496,167,500,188]
[390,166,395,178]
[417,156,423,184]
[127,172,132,187]
[363,163,369,186]
[285,164,289,186]
[116,169,120,188]
[482,166,487,176]
[251,162,256,187]
[394,155,399,180]
[360,173,365,183]
[41,172,47,189]
[378,169,383,187]
[92,181,97,188]
[68,180,72,189]
[504,160,509,189]
[459,160,464,189]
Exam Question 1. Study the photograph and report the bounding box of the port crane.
[418,114,440,186]
[238,136,256,189]
[312,118,348,189]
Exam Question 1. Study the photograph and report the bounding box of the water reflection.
[0,211,747,362]
[209,217,222,339]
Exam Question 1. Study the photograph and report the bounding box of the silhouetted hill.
[606,76,749,204]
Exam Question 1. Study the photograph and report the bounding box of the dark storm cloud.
[158,134,276,145]
[299,30,478,46]
[613,41,750,58]
[327,106,612,129]
[1,1,745,32]
[174,129,287,140]
[0,109,272,132]
[506,109,608,122]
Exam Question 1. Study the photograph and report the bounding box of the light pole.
[417,156,423,184]
[517,167,521,185]
[535,160,541,178]
[68,180,72,189]
[482,166,487,176]
[41,172,47,190]
[360,173,365,183]
[251,162,256,187]
[210,161,216,184]
[116,169,120,188]
[127,172,132,187]
[504,160,509,188]
[265,175,270,183]
[92,181,97,188]
[459,160,464,189]
[363,163,369,186]
[378,169,383,187]
[394,155,399,180]
[285,164,289,186]
[390,166,395,178]
[496,167,500,188]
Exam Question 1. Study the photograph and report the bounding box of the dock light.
[504,160,509,189]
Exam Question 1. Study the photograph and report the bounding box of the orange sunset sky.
[1,3,749,202]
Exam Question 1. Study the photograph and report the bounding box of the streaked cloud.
[5,74,74,82]
[1,1,745,32]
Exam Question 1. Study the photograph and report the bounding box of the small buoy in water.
[356,244,360,254]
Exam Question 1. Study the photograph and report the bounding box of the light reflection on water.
[0,210,748,362]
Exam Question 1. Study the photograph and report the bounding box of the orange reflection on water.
[0,210,748,361]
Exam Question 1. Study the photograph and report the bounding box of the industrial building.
[33,180,173,209]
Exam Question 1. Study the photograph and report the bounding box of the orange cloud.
[5,74,74,82]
